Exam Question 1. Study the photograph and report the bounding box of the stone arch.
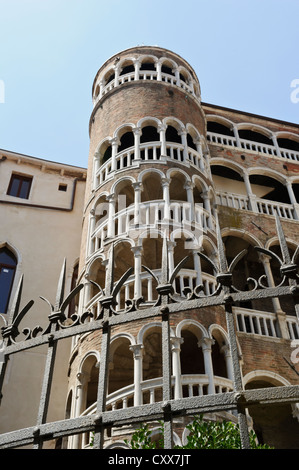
[113,177,135,214]
[138,323,163,385]
[221,230,267,311]
[243,370,299,448]
[176,320,208,393]
[209,325,230,379]
[108,334,135,395]
[140,169,163,203]
[78,351,100,414]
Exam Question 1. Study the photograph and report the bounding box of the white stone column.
[133,127,142,161]
[232,125,241,147]
[158,123,167,158]
[242,171,258,212]
[132,245,143,300]
[198,337,215,395]
[184,181,195,222]
[133,58,141,81]
[73,372,89,448]
[130,344,144,406]
[220,344,234,382]
[259,253,289,339]
[174,68,181,87]
[88,209,96,257]
[132,182,143,226]
[285,180,299,220]
[179,129,188,162]
[114,64,119,87]
[162,178,171,220]
[171,336,184,399]
[167,241,176,288]
[93,153,101,189]
[271,134,282,157]
[99,78,105,99]
[192,249,202,287]
[107,193,115,238]
[110,137,119,172]
[201,190,213,229]
[156,59,162,81]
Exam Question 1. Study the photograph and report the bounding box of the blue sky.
[0,0,298,168]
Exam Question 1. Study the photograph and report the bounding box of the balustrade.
[94,69,197,106]
[235,307,280,338]
[216,190,296,220]
[95,142,205,188]
[207,131,299,162]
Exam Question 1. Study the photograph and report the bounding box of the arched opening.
[224,236,268,311]
[211,331,228,378]
[180,329,205,396]
[249,174,290,204]
[187,133,197,150]
[268,244,296,316]
[161,61,175,77]
[166,125,181,144]
[140,58,156,71]
[68,262,79,318]
[119,61,135,76]
[114,180,134,213]
[141,172,163,203]
[108,338,134,397]
[118,131,134,153]
[211,165,247,196]
[89,257,105,301]
[238,128,273,146]
[140,125,160,160]
[277,137,299,152]
[245,379,299,448]
[104,69,115,86]
[169,172,188,202]
[0,246,17,313]
[207,120,235,137]
[142,327,162,403]
[141,234,163,302]
[114,241,134,309]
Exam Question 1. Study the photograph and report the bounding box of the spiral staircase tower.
[65,46,299,449]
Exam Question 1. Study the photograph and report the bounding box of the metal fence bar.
[0,214,298,449]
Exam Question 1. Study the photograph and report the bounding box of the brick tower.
[66,46,299,449]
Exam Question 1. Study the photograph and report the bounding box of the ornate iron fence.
[0,213,299,449]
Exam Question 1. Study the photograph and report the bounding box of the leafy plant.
[124,416,273,449]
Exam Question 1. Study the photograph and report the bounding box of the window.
[7,173,32,199]
[58,184,67,192]
[0,247,17,313]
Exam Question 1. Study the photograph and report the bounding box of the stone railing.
[216,190,297,221]
[94,69,197,106]
[207,131,299,161]
[95,141,206,187]
[235,307,299,341]
[86,270,217,315]
[90,201,215,254]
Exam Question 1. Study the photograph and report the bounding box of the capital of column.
[170,336,184,352]
[129,343,144,358]
[184,181,195,190]
[161,177,171,188]
[132,181,143,191]
[198,337,215,351]
[106,193,116,203]
[131,245,143,257]
[133,126,142,136]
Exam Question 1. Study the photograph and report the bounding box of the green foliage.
[180,415,272,449]
[125,416,273,449]
[124,422,163,449]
